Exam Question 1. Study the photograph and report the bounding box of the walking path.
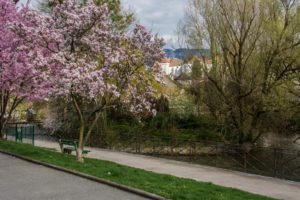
[35,140,300,200]
[0,153,148,200]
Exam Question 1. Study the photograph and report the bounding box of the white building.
[157,58,186,78]
[156,57,213,81]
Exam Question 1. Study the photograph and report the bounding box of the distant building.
[157,58,183,77]
[155,56,213,84]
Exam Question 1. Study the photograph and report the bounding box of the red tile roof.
[158,58,183,67]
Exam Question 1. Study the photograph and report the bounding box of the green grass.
[0,140,274,200]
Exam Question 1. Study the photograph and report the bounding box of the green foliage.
[94,0,134,30]
[156,94,169,113]
[191,59,202,80]
[168,91,195,116]
[107,112,220,141]
[187,59,205,116]
[148,113,219,141]
[0,141,274,200]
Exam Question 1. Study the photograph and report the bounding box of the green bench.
[58,139,90,155]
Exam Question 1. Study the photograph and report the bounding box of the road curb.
[0,150,166,200]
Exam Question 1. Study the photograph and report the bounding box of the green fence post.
[20,126,23,142]
[15,124,17,142]
[32,125,35,146]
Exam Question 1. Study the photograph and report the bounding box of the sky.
[18,0,188,48]
[121,0,188,48]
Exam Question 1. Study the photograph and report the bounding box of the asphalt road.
[0,153,149,200]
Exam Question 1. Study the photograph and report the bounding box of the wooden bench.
[58,139,90,155]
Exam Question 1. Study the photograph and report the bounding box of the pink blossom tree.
[42,0,164,162]
[1,0,164,162]
[0,0,58,136]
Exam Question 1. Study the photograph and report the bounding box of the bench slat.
[59,139,77,146]
[59,139,90,155]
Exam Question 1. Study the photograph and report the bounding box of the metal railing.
[97,134,300,182]
[5,122,35,145]
[10,126,299,182]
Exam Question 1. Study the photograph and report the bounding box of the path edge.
[0,149,166,200]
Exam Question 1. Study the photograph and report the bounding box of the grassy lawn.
[0,140,274,200]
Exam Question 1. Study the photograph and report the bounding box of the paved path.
[35,140,300,200]
[0,153,149,200]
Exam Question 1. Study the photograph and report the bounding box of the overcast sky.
[18,0,188,48]
[121,0,188,48]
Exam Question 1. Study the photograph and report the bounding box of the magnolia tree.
[0,0,58,136]
[1,0,163,161]
[33,0,164,162]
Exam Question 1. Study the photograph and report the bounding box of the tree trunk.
[197,102,201,117]
[0,93,23,139]
[76,123,85,163]
[76,147,84,163]
[0,113,8,139]
[71,95,85,163]
[83,112,102,146]
[0,119,8,139]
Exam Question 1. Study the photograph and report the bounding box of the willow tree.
[181,0,300,145]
